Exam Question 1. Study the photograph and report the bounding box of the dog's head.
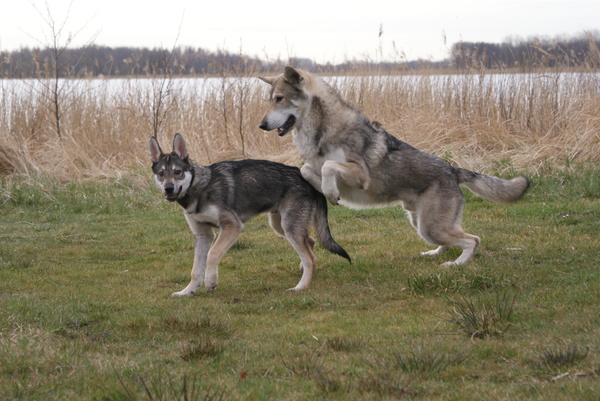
[149,134,194,202]
[258,66,310,136]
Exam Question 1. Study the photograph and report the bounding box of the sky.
[0,0,598,63]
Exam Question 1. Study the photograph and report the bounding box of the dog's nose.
[164,184,175,194]
[259,120,269,131]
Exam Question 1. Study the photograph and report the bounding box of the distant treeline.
[1,32,598,78]
[451,33,600,70]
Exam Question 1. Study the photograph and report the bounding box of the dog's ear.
[149,137,162,163]
[173,133,189,160]
[258,76,274,85]
[283,66,304,87]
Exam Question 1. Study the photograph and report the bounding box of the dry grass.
[1,66,599,181]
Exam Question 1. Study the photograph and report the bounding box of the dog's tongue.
[277,115,296,136]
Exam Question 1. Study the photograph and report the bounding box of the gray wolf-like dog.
[258,66,529,266]
[149,134,350,295]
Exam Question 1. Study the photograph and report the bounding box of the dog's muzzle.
[259,115,296,137]
[163,183,181,202]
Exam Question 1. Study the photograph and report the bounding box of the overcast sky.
[1,0,598,62]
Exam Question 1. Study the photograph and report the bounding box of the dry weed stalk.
[1,66,598,180]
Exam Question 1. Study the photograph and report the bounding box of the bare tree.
[28,0,98,139]
[145,12,186,142]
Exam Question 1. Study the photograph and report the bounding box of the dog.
[258,66,530,266]
[149,133,350,295]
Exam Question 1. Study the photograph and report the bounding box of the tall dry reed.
[1,67,598,182]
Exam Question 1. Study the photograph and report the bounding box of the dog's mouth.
[277,115,296,136]
[164,187,182,202]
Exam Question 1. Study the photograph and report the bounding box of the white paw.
[287,284,308,291]
[172,290,195,297]
[204,275,218,292]
[326,194,340,206]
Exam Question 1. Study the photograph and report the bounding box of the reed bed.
[0,68,598,181]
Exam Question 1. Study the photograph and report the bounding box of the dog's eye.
[174,170,182,175]
[275,96,283,103]
[158,171,164,177]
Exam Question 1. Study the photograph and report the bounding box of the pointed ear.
[149,137,162,163]
[283,66,304,86]
[172,133,189,160]
[258,75,274,85]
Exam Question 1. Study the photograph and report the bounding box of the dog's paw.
[422,246,448,257]
[326,195,340,206]
[440,261,456,268]
[287,284,309,291]
[204,275,218,292]
[172,290,195,297]
[321,184,340,205]
[205,284,218,292]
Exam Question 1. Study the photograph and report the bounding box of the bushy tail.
[458,169,530,203]
[313,193,351,263]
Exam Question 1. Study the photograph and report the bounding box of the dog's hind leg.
[173,220,215,297]
[441,232,480,266]
[203,218,243,292]
[405,210,418,229]
[419,223,479,265]
[271,212,315,271]
[405,207,452,256]
[298,237,316,272]
[268,212,285,237]
[416,189,480,266]
[272,212,315,271]
[406,207,449,257]
[287,235,316,291]
[281,213,316,290]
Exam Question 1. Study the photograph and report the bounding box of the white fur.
[176,171,193,198]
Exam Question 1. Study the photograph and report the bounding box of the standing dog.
[150,134,350,295]
[258,66,529,266]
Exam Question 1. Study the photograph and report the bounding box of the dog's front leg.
[321,160,370,205]
[203,219,243,292]
[173,220,215,297]
[300,164,323,192]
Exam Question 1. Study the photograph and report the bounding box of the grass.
[0,57,597,399]
[444,290,516,339]
[535,345,590,370]
[0,164,598,400]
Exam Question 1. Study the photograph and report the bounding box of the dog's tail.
[313,193,351,263]
[458,169,530,203]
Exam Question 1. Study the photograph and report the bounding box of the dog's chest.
[185,203,221,227]
[294,132,346,166]
[292,130,320,159]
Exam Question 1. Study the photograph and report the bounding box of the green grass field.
[1,165,598,400]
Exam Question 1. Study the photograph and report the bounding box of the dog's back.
[196,159,350,261]
[181,159,316,220]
